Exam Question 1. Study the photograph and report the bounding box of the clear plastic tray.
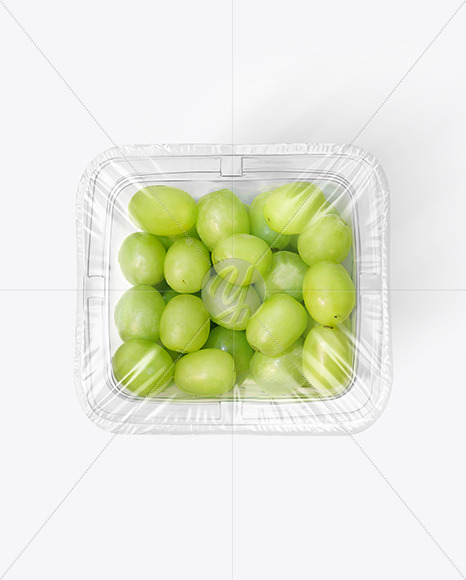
[75,143,391,434]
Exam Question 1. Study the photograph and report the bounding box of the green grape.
[159,294,210,353]
[157,224,199,250]
[114,285,165,342]
[118,232,166,286]
[263,182,326,234]
[164,237,211,293]
[243,202,250,215]
[302,326,353,396]
[250,338,305,396]
[246,294,307,356]
[174,349,236,396]
[162,289,180,304]
[212,234,273,286]
[112,339,174,397]
[204,327,253,385]
[298,214,352,266]
[256,251,307,302]
[301,313,318,339]
[286,234,299,253]
[201,274,261,330]
[303,261,355,326]
[196,189,250,251]
[249,191,290,249]
[129,186,197,236]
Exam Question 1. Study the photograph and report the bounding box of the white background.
[1,1,465,579]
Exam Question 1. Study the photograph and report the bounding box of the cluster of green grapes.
[112,182,355,399]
